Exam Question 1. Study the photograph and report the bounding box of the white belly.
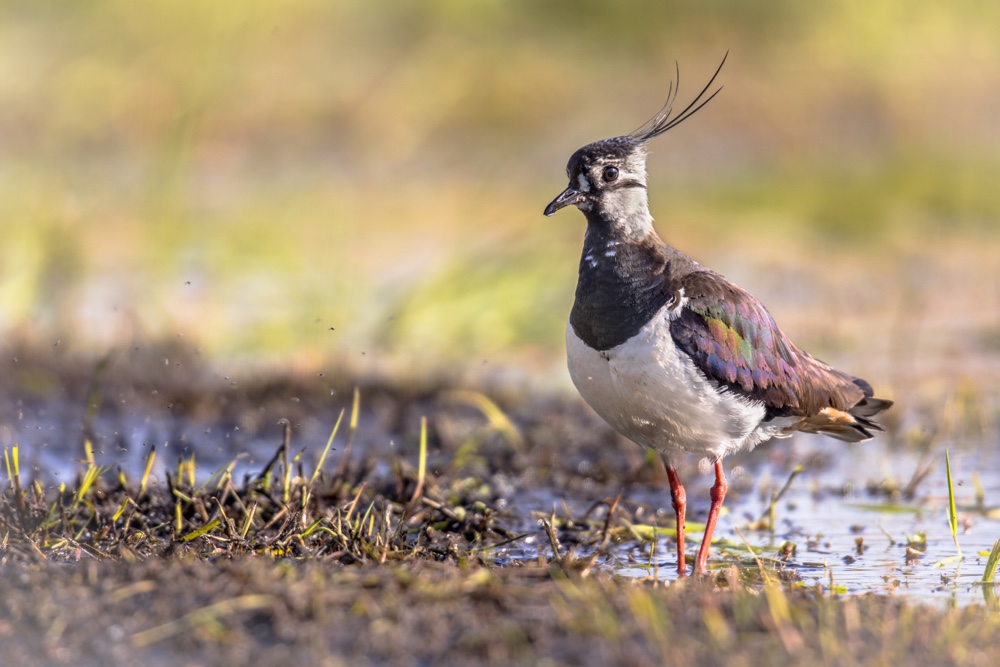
[566,305,787,464]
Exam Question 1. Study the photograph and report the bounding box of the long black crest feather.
[627,50,728,143]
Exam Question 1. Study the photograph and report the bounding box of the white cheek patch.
[576,174,591,192]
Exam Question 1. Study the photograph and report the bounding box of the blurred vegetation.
[1,0,998,381]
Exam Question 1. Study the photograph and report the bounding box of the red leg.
[695,459,728,576]
[666,466,687,577]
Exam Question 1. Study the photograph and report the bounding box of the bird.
[543,54,893,577]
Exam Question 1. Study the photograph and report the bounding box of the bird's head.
[544,54,727,232]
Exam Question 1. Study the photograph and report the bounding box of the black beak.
[543,186,583,217]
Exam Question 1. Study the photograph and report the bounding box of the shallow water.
[732,437,1000,607]
[493,435,1000,607]
[591,437,999,607]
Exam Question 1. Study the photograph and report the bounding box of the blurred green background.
[1,0,998,396]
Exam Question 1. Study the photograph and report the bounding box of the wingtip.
[796,406,889,443]
[851,396,894,418]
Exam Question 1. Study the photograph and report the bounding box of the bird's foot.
[666,465,688,577]
[693,459,728,575]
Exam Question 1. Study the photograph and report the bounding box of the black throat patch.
[569,226,675,351]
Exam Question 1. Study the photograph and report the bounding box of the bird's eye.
[602,166,619,182]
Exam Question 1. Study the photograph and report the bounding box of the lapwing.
[544,54,892,576]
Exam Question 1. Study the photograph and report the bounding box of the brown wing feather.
[669,270,892,424]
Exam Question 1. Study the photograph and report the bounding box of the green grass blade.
[140,445,156,497]
[982,538,1000,583]
[446,391,523,451]
[945,449,962,558]
[847,502,925,514]
[174,500,183,534]
[932,554,963,568]
[309,408,344,491]
[972,470,985,509]
[300,409,344,512]
[4,446,25,512]
[334,388,361,479]
[408,417,428,508]
[112,497,133,522]
[300,516,326,538]
[278,418,291,504]
[216,458,237,491]
[74,463,108,508]
[417,416,427,490]
[181,519,221,542]
[471,533,530,554]
[240,501,257,540]
[184,455,195,489]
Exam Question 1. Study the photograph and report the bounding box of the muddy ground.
[1,342,999,666]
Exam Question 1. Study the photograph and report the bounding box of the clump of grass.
[0,406,517,566]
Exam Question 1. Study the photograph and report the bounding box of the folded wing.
[669,270,892,441]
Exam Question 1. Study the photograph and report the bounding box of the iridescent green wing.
[669,271,864,417]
